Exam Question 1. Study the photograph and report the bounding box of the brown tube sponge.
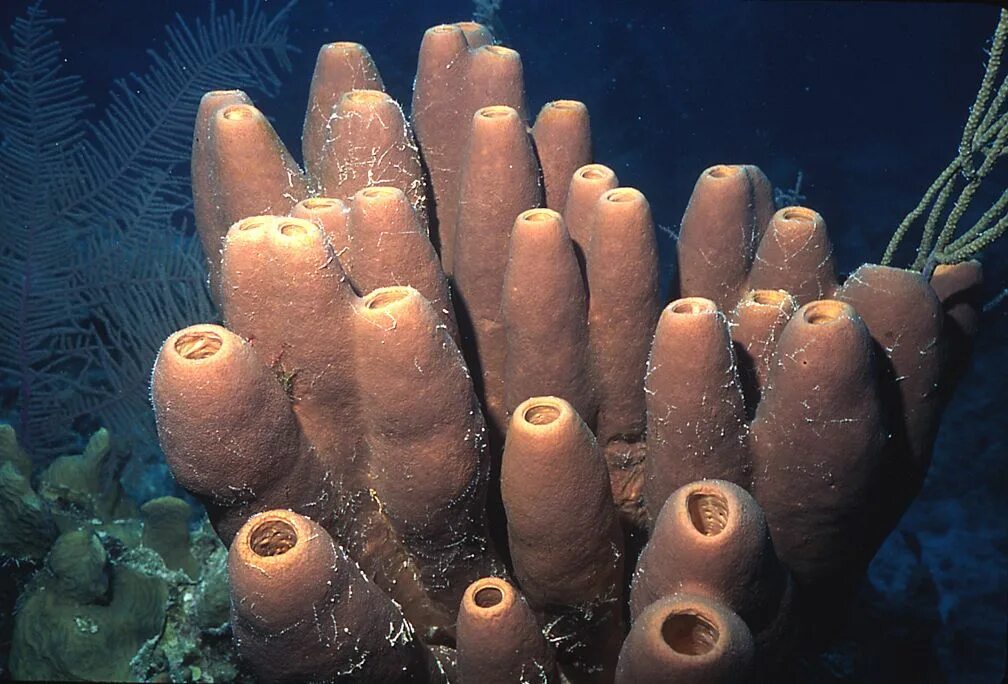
[532,100,593,211]
[838,265,946,547]
[318,89,428,227]
[411,24,473,260]
[229,510,429,683]
[501,396,622,607]
[412,22,526,265]
[345,187,458,341]
[302,41,384,182]
[501,396,624,680]
[931,259,983,342]
[644,298,749,516]
[930,259,983,400]
[630,480,791,656]
[747,206,840,305]
[616,594,755,684]
[197,103,308,255]
[749,299,886,601]
[221,217,461,634]
[289,196,350,255]
[151,324,314,542]
[676,164,775,313]
[467,45,528,120]
[452,105,543,435]
[502,208,595,424]
[456,577,558,684]
[586,187,661,445]
[191,89,252,304]
[728,289,798,417]
[839,264,946,471]
[563,163,619,266]
[220,216,359,459]
[353,286,497,612]
[584,187,660,524]
[456,21,494,47]
[168,15,991,677]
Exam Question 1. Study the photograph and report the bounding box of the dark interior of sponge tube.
[278,221,309,237]
[671,298,715,315]
[706,165,737,179]
[750,289,789,307]
[803,300,845,325]
[661,611,720,656]
[249,519,298,557]
[781,206,816,222]
[473,586,504,608]
[523,403,561,425]
[579,165,609,180]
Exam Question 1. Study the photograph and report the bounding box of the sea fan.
[0,1,296,458]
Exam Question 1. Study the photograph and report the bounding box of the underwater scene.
[0,0,1006,681]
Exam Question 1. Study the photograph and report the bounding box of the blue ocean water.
[0,1,1004,681]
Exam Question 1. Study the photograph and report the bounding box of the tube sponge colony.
[151,21,984,682]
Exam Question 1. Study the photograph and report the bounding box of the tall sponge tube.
[229,510,430,683]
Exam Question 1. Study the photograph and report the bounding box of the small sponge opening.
[174,331,223,360]
[549,99,584,111]
[604,188,638,203]
[578,164,611,180]
[301,198,339,210]
[748,289,790,307]
[670,298,716,315]
[326,41,362,51]
[687,492,730,536]
[523,403,561,426]
[361,187,400,200]
[520,209,558,223]
[661,612,720,656]
[278,221,309,237]
[781,206,816,223]
[474,586,504,608]
[803,300,846,326]
[345,89,388,104]
[365,287,410,310]
[706,165,738,179]
[249,519,298,557]
[478,105,514,119]
[222,105,255,121]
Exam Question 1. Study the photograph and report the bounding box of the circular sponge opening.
[474,586,504,608]
[249,519,298,557]
[662,612,720,656]
[523,402,561,426]
[174,330,223,360]
[687,491,730,536]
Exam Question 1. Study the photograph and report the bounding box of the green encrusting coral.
[0,428,57,561]
[0,425,236,682]
[11,531,170,681]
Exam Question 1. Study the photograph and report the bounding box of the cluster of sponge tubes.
[150,21,984,683]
